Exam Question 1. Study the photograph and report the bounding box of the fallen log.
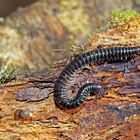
[0,1,140,140]
[0,55,140,139]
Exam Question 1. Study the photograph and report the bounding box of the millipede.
[54,46,140,109]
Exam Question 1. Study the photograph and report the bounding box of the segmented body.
[54,47,140,109]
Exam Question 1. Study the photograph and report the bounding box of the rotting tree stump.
[0,56,140,140]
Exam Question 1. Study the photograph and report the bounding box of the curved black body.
[54,47,140,109]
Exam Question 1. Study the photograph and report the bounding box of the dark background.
[0,0,37,17]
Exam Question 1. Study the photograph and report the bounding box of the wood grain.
[0,57,140,140]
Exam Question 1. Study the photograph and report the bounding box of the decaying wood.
[0,0,140,140]
[0,56,140,140]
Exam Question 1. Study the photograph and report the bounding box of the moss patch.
[99,9,140,32]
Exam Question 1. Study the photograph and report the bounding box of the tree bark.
[0,56,140,140]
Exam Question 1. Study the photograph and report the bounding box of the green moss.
[0,64,16,84]
[111,9,139,20]
[98,9,140,32]
[110,9,139,27]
